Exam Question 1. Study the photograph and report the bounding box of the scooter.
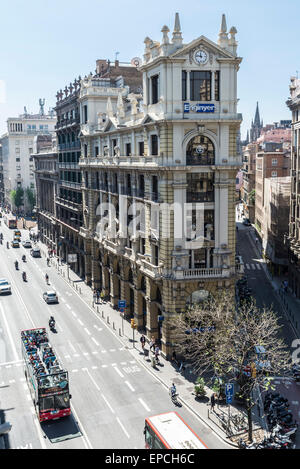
[49,316,56,333]
[15,261,19,270]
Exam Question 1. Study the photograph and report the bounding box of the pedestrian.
[140,334,146,351]
[155,345,160,364]
[93,290,97,305]
[283,280,288,293]
[236,225,239,232]
[149,336,155,353]
[96,289,100,303]
[210,393,216,411]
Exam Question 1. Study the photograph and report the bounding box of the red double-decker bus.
[21,328,71,422]
[144,412,208,449]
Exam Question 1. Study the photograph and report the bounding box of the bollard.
[119,328,122,336]
[97,306,99,314]
[113,322,115,330]
[102,310,104,318]
[107,316,110,325]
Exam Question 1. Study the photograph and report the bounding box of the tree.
[170,291,291,442]
[25,187,36,211]
[10,187,24,209]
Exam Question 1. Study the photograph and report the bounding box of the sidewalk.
[38,241,268,448]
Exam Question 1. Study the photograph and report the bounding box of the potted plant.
[194,377,207,399]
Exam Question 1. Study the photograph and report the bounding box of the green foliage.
[25,187,36,209]
[194,377,206,398]
[10,187,24,208]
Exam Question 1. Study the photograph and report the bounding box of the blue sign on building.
[118,300,126,309]
[184,103,215,113]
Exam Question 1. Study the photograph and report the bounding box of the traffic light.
[131,318,137,329]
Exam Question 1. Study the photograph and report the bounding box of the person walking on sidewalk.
[154,345,160,364]
[140,334,146,351]
[210,393,216,411]
[96,289,100,303]
[93,290,97,305]
[149,336,155,353]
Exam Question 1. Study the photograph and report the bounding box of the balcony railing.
[172,267,230,280]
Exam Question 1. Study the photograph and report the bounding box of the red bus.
[21,328,71,422]
[144,412,208,449]
[4,214,17,229]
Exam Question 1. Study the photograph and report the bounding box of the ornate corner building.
[78,13,243,356]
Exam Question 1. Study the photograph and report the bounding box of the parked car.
[243,218,251,226]
[0,278,11,295]
[22,240,32,248]
[43,291,58,304]
[30,247,41,257]
[11,240,20,248]
[14,230,21,237]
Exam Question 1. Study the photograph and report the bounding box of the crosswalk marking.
[245,263,263,271]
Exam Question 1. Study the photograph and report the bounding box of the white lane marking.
[112,366,124,378]
[0,302,20,362]
[246,264,250,269]
[83,368,100,391]
[101,393,115,414]
[61,297,66,303]
[68,341,76,353]
[77,319,84,326]
[92,337,99,346]
[125,381,135,392]
[66,304,71,310]
[116,417,130,438]
[84,328,91,336]
[138,398,150,412]
[71,311,77,318]
[256,264,261,270]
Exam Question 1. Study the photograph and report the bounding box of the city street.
[0,221,228,449]
[236,205,300,439]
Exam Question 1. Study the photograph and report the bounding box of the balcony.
[58,180,82,190]
[58,141,81,151]
[56,196,82,212]
[138,257,163,280]
[172,267,231,280]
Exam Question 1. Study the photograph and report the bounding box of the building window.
[182,71,187,101]
[138,141,144,156]
[95,146,99,157]
[214,71,220,101]
[187,173,214,202]
[186,135,215,165]
[151,75,159,104]
[83,105,88,124]
[125,143,131,156]
[271,171,277,177]
[272,158,278,166]
[190,71,211,101]
[151,134,158,156]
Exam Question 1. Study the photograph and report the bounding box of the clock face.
[194,49,208,65]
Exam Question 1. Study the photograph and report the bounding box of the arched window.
[186,135,215,166]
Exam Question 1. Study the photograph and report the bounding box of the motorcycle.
[22,255,26,262]
[6,242,9,249]
[22,272,27,282]
[15,261,18,270]
[49,316,56,333]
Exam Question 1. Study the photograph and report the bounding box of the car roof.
[46,290,56,295]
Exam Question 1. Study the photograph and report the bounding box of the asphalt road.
[0,222,228,449]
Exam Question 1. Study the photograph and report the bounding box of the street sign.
[158,315,164,322]
[225,383,234,404]
[118,300,126,309]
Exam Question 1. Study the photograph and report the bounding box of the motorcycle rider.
[22,271,26,281]
[170,383,177,398]
[6,241,9,248]
[45,273,49,284]
[15,260,18,270]
[22,254,26,262]
[49,316,55,329]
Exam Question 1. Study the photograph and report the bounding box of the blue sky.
[0,0,298,137]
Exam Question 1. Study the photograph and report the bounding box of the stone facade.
[78,13,243,357]
[286,77,300,298]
